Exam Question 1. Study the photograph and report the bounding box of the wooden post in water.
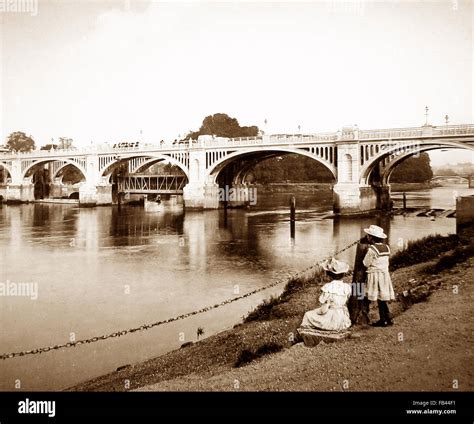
[290,195,296,239]
[403,192,407,210]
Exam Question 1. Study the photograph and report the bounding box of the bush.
[243,296,281,323]
[281,266,326,300]
[243,267,327,323]
[234,349,255,367]
[429,242,474,274]
[234,343,283,367]
[390,234,461,270]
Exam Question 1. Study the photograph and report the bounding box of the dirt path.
[136,258,473,391]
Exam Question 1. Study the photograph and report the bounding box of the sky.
[0,0,473,166]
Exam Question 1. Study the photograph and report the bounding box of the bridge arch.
[230,153,284,185]
[128,156,188,177]
[206,148,337,184]
[22,158,87,181]
[51,162,87,182]
[0,162,12,180]
[100,153,189,180]
[359,140,474,185]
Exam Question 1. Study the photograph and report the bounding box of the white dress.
[300,280,352,332]
[363,244,395,301]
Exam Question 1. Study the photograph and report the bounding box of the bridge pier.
[333,132,394,215]
[333,136,374,214]
[333,182,365,214]
[183,182,220,209]
[6,184,33,203]
[50,177,64,198]
[375,184,392,210]
[5,181,35,203]
[333,182,391,214]
[79,183,113,206]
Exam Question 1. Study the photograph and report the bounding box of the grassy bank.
[139,257,473,391]
[390,234,462,270]
[69,230,474,391]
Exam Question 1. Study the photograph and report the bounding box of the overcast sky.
[0,0,472,165]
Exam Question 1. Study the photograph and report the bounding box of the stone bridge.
[0,123,473,214]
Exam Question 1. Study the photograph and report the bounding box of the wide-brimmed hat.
[364,224,387,239]
[321,257,349,274]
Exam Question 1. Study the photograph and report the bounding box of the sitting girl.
[300,258,352,332]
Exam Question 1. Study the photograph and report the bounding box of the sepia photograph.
[0,0,473,420]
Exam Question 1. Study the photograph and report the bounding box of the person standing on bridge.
[362,225,395,327]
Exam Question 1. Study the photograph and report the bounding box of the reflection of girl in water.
[300,258,352,332]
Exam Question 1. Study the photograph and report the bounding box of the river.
[0,184,472,391]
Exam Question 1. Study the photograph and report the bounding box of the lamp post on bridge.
[424,106,429,126]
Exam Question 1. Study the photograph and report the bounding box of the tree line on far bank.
[244,152,433,184]
[3,131,73,152]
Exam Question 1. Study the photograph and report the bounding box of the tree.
[186,113,259,140]
[196,327,204,340]
[58,137,74,149]
[248,154,335,183]
[40,144,58,151]
[390,152,433,183]
[143,162,185,175]
[61,166,84,184]
[5,131,35,152]
[433,162,474,176]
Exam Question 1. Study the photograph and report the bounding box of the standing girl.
[363,225,395,327]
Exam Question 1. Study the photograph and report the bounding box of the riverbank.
[390,182,433,192]
[250,182,433,193]
[69,230,474,392]
[251,182,333,193]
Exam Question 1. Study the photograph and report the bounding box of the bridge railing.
[269,133,338,142]
[359,128,424,139]
[0,142,189,158]
[1,124,473,159]
[0,148,82,159]
[208,136,263,147]
[359,124,474,140]
[432,124,474,136]
[209,133,338,147]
